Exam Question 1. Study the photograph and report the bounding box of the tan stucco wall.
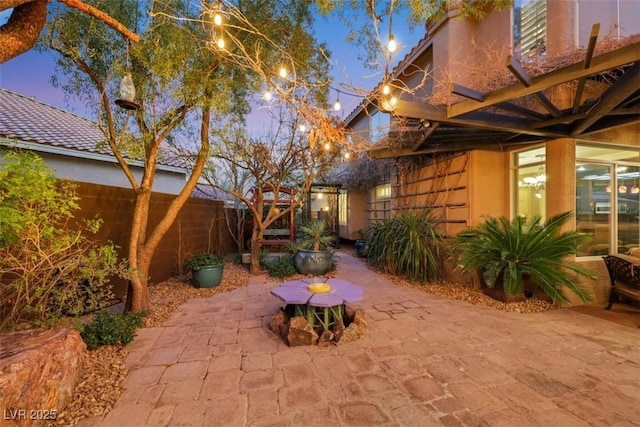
[468,150,509,225]
[546,139,577,223]
[339,190,367,240]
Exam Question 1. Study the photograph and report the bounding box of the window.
[338,190,347,225]
[370,110,391,143]
[513,0,546,57]
[577,0,640,47]
[576,144,640,257]
[375,183,391,199]
[514,147,546,219]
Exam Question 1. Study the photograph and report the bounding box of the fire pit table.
[270,277,364,331]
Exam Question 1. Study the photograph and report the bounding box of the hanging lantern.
[116,72,140,110]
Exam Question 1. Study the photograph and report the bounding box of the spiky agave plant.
[453,211,594,303]
[298,219,334,251]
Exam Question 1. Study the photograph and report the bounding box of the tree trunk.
[0,0,47,64]
[124,188,152,313]
[250,225,264,275]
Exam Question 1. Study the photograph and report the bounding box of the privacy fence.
[74,182,236,297]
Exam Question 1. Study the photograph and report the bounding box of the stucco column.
[546,139,576,231]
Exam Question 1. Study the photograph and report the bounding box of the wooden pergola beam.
[506,55,561,117]
[448,41,640,118]
[393,100,569,138]
[571,62,640,135]
[573,23,600,113]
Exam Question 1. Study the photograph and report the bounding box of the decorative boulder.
[0,328,86,425]
[286,316,319,346]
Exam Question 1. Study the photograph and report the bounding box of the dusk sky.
[0,8,424,132]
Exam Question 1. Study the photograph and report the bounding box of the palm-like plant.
[367,209,440,281]
[453,211,594,303]
[298,219,334,251]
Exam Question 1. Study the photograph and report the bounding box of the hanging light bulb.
[217,37,225,49]
[382,84,390,95]
[387,34,397,53]
[344,152,350,159]
[317,193,323,199]
[213,12,222,26]
[333,97,341,111]
[605,185,612,193]
[299,123,307,132]
[389,96,397,106]
[619,184,628,193]
[279,66,287,78]
[632,184,640,194]
[324,142,331,150]
[263,90,273,101]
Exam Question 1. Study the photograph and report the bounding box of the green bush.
[367,209,441,281]
[79,310,146,350]
[452,212,594,303]
[184,253,223,271]
[262,255,297,279]
[0,152,125,332]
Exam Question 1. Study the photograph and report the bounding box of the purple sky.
[0,9,423,130]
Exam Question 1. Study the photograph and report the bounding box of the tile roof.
[191,184,237,203]
[0,88,185,170]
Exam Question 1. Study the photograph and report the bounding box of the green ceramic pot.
[191,264,224,288]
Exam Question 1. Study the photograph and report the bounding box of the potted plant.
[184,253,224,288]
[293,219,335,275]
[452,211,595,304]
[352,229,368,258]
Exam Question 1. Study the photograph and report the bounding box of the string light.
[279,66,287,78]
[324,142,331,150]
[333,98,341,111]
[387,34,397,53]
[382,84,390,95]
[217,37,225,49]
[213,13,222,26]
[344,152,350,159]
[263,90,273,101]
[389,96,397,106]
[299,123,307,132]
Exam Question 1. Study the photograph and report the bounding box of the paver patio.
[81,252,640,426]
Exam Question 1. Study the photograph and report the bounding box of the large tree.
[0,0,139,63]
[44,0,335,313]
[196,109,345,274]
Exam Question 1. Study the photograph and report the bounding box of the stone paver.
[88,252,640,427]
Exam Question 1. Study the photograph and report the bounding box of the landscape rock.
[318,330,334,347]
[286,316,318,346]
[0,328,86,426]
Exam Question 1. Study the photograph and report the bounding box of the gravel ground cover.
[51,257,554,425]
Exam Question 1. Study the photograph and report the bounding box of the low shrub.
[367,209,441,281]
[79,310,146,350]
[0,153,126,332]
[262,255,297,279]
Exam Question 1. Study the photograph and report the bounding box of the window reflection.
[617,166,640,253]
[576,164,611,256]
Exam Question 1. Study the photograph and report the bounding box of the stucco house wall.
[343,1,639,306]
